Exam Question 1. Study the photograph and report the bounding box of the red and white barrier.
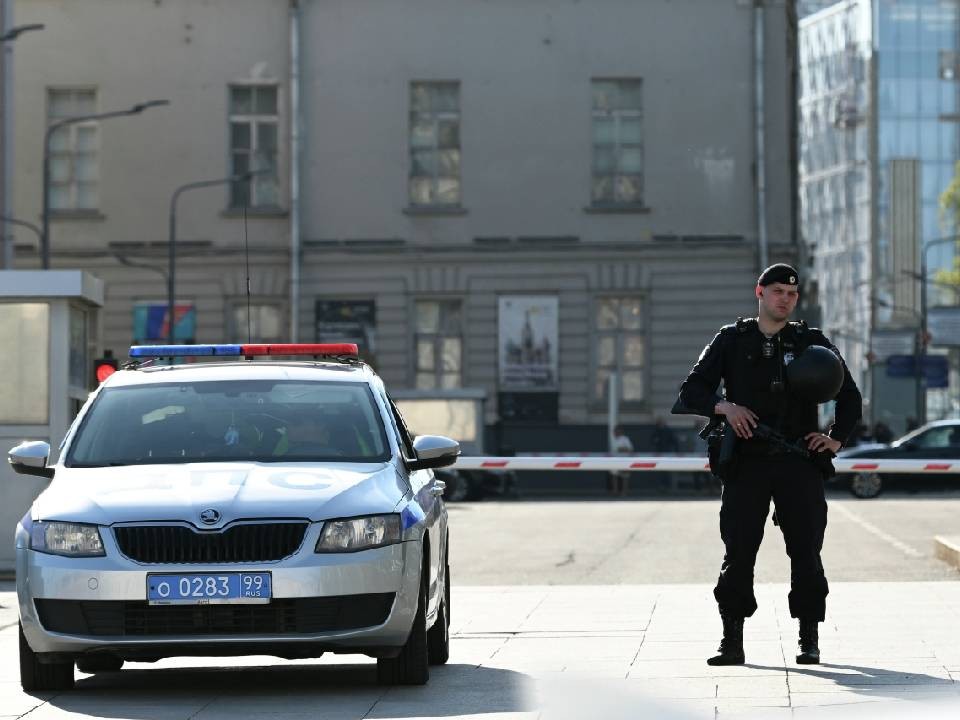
[453,456,960,474]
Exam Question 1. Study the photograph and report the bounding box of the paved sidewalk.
[1,583,959,718]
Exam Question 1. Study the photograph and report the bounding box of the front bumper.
[17,524,421,658]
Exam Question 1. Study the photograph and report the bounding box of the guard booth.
[0,271,104,571]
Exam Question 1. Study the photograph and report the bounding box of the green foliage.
[937,161,960,287]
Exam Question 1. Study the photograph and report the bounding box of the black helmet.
[786,345,844,403]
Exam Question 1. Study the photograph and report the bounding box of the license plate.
[147,572,272,605]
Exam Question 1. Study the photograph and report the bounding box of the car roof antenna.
[243,200,252,346]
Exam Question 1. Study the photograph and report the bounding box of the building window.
[415,300,462,389]
[409,82,461,207]
[594,297,645,403]
[230,303,283,343]
[229,84,280,208]
[47,88,99,211]
[591,79,643,207]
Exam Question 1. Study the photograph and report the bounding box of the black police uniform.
[676,310,862,624]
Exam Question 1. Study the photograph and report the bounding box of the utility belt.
[704,420,831,480]
[738,435,809,458]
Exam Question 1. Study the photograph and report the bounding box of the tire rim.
[853,472,881,497]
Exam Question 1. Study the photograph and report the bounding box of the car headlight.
[30,521,105,557]
[315,514,401,553]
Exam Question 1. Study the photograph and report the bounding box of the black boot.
[796,619,820,664]
[706,615,745,666]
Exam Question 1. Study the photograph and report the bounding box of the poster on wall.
[315,299,377,366]
[133,302,196,344]
[498,295,558,390]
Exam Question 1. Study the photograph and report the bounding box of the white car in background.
[10,343,456,691]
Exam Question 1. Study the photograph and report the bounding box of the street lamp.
[0,23,44,269]
[0,23,44,42]
[0,214,41,249]
[167,171,263,344]
[41,98,169,269]
[891,236,960,423]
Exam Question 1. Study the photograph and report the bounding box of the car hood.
[836,443,891,458]
[33,462,406,528]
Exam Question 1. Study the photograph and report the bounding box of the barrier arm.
[453,456,960,474]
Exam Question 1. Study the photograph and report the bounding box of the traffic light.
[94,349,118,385]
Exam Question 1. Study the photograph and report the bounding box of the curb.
[934,535,960,571]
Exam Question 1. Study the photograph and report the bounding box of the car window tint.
[66,380,391,465]
[912,426,953,449]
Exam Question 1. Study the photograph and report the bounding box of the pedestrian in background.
[608,425,634,497]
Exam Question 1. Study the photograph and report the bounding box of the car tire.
[377,551,430,685]
[850,472,883,499]
[19,622,74,692]
[427,539,450,665]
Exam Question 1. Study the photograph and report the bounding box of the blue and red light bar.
[129,343,359,359]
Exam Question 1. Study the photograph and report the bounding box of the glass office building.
[800,0,960,428]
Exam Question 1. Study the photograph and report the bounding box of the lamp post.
[41,99,169,269]
[0,21,44,269]
[908,235,960,425]
[167,171,261,344]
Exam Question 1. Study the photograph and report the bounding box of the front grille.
[114,522,308,564]
[35,594,395,636]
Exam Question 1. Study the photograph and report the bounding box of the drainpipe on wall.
[754,0,769,271]
[289,0,302,342]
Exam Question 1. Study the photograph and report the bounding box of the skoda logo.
[199,508,221,525]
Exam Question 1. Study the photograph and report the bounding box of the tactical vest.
[718,317,819,437]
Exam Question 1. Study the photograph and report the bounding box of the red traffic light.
[94,351,119,384]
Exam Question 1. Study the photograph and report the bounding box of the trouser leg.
[714,458,772,618]
[771,456,829,622]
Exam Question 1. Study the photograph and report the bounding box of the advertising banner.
[498,295,558,390]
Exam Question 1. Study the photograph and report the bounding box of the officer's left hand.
[805,432,841,454]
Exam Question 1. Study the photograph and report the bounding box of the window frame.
[413,298,464,390]
[46,87,101,212]
[227,82,282,210]
[227,299,285,344]
[591,295,649,409]
[590,78,645,210]
[408,80,462,209]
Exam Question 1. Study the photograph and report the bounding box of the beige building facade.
[5,0,798,453]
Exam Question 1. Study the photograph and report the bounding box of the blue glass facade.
[876,0,959,292]
[801,0,960,425]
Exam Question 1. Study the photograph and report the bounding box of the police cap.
[758,263,799,288]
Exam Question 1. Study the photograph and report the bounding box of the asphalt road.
[448,491,960,585]
[2,492,960,718]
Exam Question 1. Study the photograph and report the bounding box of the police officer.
[675,263,862,666]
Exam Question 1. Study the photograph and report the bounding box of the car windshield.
[66,379,391,466]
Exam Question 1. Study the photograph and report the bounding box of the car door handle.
[430,481,446,496]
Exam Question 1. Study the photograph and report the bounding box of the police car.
[9,343,455,691]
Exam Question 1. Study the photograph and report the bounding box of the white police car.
[9,343,456,690]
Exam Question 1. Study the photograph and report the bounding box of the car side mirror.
[8,441,55,479]
[409,435,460,471]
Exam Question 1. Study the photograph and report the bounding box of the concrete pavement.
[2,581,960,718]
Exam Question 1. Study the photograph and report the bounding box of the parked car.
[10,343,455,691]
[837,419,960,498]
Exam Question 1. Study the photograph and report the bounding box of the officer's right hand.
[718,401,759,439]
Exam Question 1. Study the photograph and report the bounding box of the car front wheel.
[19,622,74,692]
[377,552,430,685]
[850,472,883,499]
[427,539,450,665]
